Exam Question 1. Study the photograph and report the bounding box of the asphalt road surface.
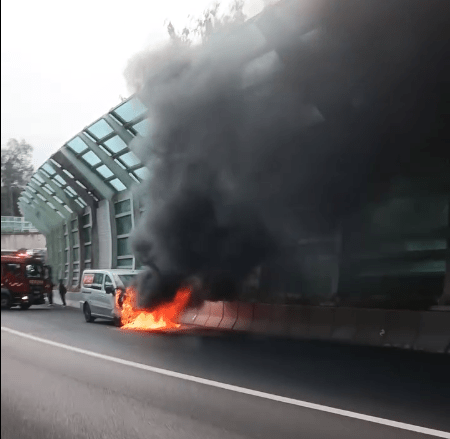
[2,305,450,439]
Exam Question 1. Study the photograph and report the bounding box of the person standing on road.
[59,279,67,307]
[47,287,54,306]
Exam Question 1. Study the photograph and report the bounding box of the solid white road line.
[2,326,449,438]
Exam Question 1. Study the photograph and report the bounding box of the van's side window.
[104,275,113,289]
[90,273,104,290]
[82,273,94,287]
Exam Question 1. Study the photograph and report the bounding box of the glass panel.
[96,164,114,178]
[98,144,112,156]
[103,136,127,154]
[81,150,101,166]
[134,167,150,180]
[75,199,84,208]
[37,193,46,201]
[44,183,56,193]
[85,262,91,269]
[83,131,97,142]
[114,159,127,170]
[109,114,123,126]
[42,186,53,195]
[114,199,131,215]
[82,227,91,243]
[50,159,61,168]
[71,219,78,230]
[118,151,141,168]
[109,178,127,192]
[117,237,131,256]
[54,175,66,186]
[84,244,91,261]
[46,202,56,209]
[65,235,69,248]
[82,213,90,226]
[42,162,56,175]
[72,231,79,245]
[129,173,140,184]
[63,169,74,178]
[117,258,133,268]
[132,119,150,137]
[66,186,77,197]
[88,119,113,138]
[25,263,44,278]
[67,137,89,154]
[114,98,147,122]
[53,195,63,204]
[64,250,68,263]
[64,188,75,199]
[73,247,79,261]
[118,274,138,286]
[34,173,45,183]
[116,215,132,235]
[76,180,87,189]
[104,275,113,287]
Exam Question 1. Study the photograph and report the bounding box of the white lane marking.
[2,326,449,439]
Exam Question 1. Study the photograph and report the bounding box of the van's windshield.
[118,274,136,287]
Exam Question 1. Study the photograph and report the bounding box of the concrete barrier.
[179,306,200,325]
[383,310,421,349]
[204,301,224,328]
[331,307,357,343]
[308,307,335,340]
[250,303,290,335]
[353,309,387,346]
[250,303,275,334]
[233,302,254,331]
[286,305,310,338]
[193,301,212,326]
[414,311,450,353]
[52,290,81,308]
[218,302,239,329]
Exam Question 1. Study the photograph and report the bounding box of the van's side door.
[97,274,116,317]
[89,273,104,314]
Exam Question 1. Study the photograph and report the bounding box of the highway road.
[2,305,450,439]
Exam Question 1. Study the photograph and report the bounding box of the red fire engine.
[1,251,53,309]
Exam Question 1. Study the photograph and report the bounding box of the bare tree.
[167,1,247,46]
[1,139,34,216]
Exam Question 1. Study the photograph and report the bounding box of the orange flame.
[118,286,191,331]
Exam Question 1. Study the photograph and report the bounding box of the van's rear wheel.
[20,303,31,310]
[113,316,123,327]
[1,294,11,310]
[83,303,95,322]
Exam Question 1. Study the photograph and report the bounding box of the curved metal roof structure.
[18,96,150,229]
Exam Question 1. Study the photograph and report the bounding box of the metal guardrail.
[1,216,38,233]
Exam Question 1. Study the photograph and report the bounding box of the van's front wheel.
[83,303,95,322]
[20,303,31,310]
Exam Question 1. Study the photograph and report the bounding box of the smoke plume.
[126,0,449,308]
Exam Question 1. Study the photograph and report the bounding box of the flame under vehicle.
[1,252,52,310]
[80,269,142,326]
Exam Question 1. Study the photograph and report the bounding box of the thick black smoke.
[127,0,449,308]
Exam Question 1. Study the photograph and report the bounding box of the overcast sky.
[1,0,264,169]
